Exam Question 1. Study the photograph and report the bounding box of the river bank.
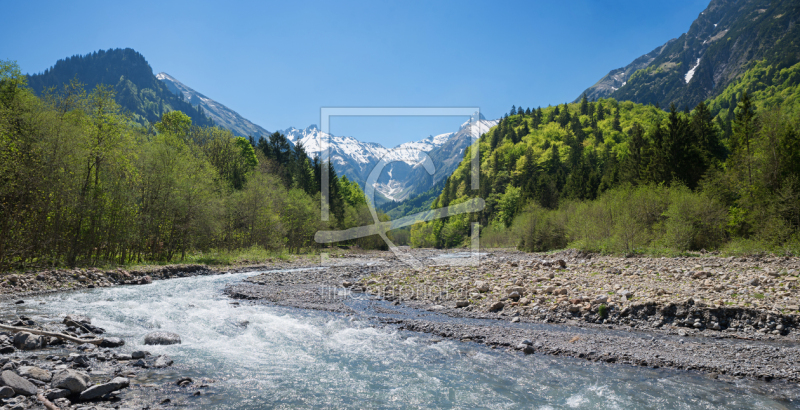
[3,248,800,408]
[225,248,800,393]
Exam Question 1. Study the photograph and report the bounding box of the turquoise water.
[14,269,798,409]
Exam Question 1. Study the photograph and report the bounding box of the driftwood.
[36,392,60,410]
[0,323,104,345]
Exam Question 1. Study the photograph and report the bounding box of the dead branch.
[0,323,104,345]
[37,392,60,410]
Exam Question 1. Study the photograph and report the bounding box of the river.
[11,268,797,409]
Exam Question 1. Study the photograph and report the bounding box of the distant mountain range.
[281,116,497,203]
[23,47,495,207]
[577,0,800,108]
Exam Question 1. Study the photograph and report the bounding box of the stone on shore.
[16,366,51,382]
[45,388,71,401]
[488,301,505,312]
[100,337,125,348]
[0,370,37,396]
[143,332,181,345]
[52,369,91,394]
[12,332,45,350]
[79,377,129,401]
[0,386,14,398]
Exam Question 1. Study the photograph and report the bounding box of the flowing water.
[11,268,799,409]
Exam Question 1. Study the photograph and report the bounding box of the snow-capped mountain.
[283,115,497,202]
[157,72,270,139]
[156,72,498,203]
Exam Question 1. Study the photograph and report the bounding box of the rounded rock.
[143,332,182,346]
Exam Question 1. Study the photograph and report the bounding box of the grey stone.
[475,281,490,292]
[45,388,71,400]
[154,355,173,368]
[52,369,91,394]
[99,337,124,348]
[73,355,91,367]
[16,366,51,382]
[517,344,535,354]
[79,377,129,401]
[131,351,147,359]
[63,315,91,324]
[488,301,505,312]
[455,301,469,308]
[0,346,14,354]
[143,332,181,345]
[12,332,44,350]
[0,386,13,398]
[0,370,37,396]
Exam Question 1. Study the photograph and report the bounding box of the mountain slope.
[157,72,270,138]
[26,48,214,128]
[578,0,800,109]
[574,40,676,103]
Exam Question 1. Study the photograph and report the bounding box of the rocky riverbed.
[225,248,800,392]
[0,260,315,409]
[0,312,212,409]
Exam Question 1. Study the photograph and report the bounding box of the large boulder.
[79,377,129,401]
[52,369,91,394]
[16,366,51,382]
[12,332,45,350]
[0,370,37,396]
[143,332,181,346]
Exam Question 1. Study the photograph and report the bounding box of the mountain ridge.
[156,72,271,139]
[577,0,800,108]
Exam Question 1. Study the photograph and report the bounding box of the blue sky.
[3,0,708,147]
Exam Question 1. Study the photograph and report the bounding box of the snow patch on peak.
[685,58,701,84]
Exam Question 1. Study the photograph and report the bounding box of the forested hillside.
[412,63,800,254]
[0,60,381,269]
[26,48,215,129]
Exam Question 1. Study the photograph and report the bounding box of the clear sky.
[3,0,708,147]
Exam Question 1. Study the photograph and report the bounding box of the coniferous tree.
[579,93,589,116]
[612,108,622,132]
[691,101,726,170]
[621,122,647,184]
[730,92,757,188]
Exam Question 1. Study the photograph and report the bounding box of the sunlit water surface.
[14,269,799,409]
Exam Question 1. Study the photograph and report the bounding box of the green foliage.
[598,304,608,317]
[413,58,800,255]
[0,61,380,268]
